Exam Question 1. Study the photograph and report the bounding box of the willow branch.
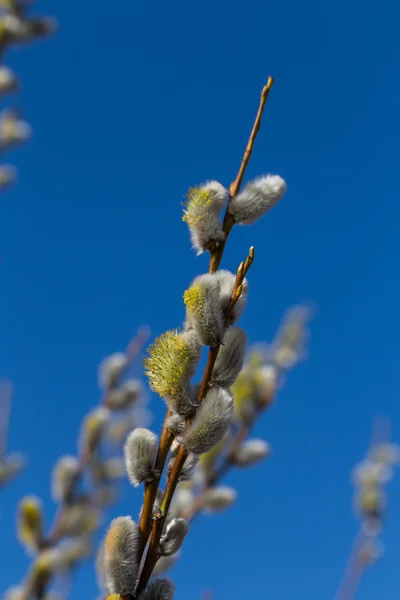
[209,77,274,274]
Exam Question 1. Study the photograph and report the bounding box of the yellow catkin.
[182,187,212,224]
[144,330,193,397]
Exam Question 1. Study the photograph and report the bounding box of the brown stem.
[209,77,274,274]
[332,529,367,600]
[137,413,174,554]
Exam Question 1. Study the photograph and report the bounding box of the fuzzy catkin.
[212,327,247,387]
[182,181,228,255]
[228,174,287,224]
[202,486,237,513]
[145,329,201,416]
[124,428,158,486]
[51,455,80,502]
[234,439,271,467]
[167,451,198,482]
[184,274,225,347]
[159,518,189,557]
[102,516,139,596]
[183,387,233,454]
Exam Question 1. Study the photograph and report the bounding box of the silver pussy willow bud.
[217,270,248,324]
[3,586,25,600]
[107,379,142,410]
[370,443,400,467]
[184,274,224,347]
[202,486,237,513]
[124,428,158,486]
[79,407,109,457]
[0,66,18,95]
[273,304,311,369]
[99,352,128,389]
[212,327,247,387]
[0,452,25,486]
[2,15,58,44]
[168,451,198,482]
[168,485,194,520]
[183,387,233,454]
[51,455,79,502]
[102,516,139,596]
[144,329,201,416]
[228,174,287,225]
[159,518,189,557]
[139,578,175,600]
[165,412,186,437]
[234,439,271,467]
[182,181,228,255]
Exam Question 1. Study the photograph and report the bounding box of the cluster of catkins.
[5,347,150,600]
[98,175,289,600]
[0,0,57,189]
[352,441,400,566]
[153,305,310,575]
[0,380,26,488]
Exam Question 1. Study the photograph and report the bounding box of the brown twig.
[133,81,274,596]
[209,77,274,274]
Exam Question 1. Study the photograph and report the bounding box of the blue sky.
[1,0,400,598]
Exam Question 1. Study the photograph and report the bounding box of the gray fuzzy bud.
[202,486,237,513]
[51,455,80,502]
[183,181,228,255]
[212,327,247,387]
[234,439,271,467]
[107,379,142,410]
[159,518,189,557]
[124,428,158,486]
[167,451,198,482]
[139,578,175,600]
[99,352,127,389]
[166,412,186,437]
[229,174,287,225]
[183,387,233,454]
[217,270,248,324]
[184,274,225,347]
[102,516,139,595]
[79,407,109,457]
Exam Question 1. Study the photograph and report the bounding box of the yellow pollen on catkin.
[183,285,206,313]
[144,330,193,397]
[182,187,213,224]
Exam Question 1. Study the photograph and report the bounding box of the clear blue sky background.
[1,0,400,598]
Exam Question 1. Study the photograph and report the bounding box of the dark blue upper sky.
[1,0,400,598]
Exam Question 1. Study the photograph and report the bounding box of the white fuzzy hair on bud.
[183,181,228,255]
[184,274,225,347]
[139,578,175,600]
[203,486,237,513]
[98,352,127,390]
[166,412,186,437]
[168,485,194,521]
[167,451,198,482]
[229,174,287,225]
[51,455,79,502]
[0,164,17,190]
[159,518,189,557]
[234,439,271,467]
[107,379,142,410]
[183,387,233,454]
[102,516,139,596]
[124,428,158,486]
[217,270,248,324]
[212,327,247,387]
[0,109,31,148]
